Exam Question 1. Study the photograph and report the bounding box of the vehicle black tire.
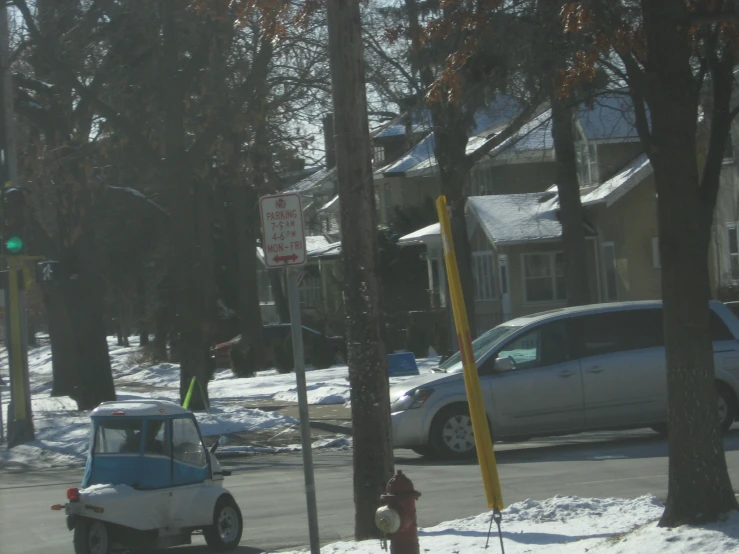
[204,495,243,552]
[718,384,736,434]
[430,404,478,460]
[73,517,111,554]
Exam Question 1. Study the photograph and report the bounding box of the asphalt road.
[2,428,739,554]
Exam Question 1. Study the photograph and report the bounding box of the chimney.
[322,114,336,170]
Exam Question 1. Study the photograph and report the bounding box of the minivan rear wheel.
[652,384,735,437]
[430,405,477,460]
[717,385,736,433]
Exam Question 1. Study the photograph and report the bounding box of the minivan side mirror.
[494,357,515,372]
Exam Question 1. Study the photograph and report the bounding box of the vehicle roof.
[92,399,191,418]
[502,300,725,328]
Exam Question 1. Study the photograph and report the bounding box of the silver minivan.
[390,301,739,458]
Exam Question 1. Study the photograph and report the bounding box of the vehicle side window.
[172,418,207,467]
[497,321,568,369]
[580,310,664,357]
[144,419,169,456]
[710,311,734,341]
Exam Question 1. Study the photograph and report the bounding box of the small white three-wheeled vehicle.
[51,400,243,553]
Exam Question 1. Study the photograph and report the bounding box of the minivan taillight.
[67,488,80,502]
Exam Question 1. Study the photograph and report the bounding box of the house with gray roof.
[394,91,739,332]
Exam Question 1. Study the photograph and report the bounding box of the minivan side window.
[497,321,569,369]
[578,309,664,358]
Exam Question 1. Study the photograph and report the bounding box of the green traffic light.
[6,236,23,254]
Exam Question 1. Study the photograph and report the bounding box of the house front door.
[498,255,511,321]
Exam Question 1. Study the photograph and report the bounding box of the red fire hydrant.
[375,470,421,554]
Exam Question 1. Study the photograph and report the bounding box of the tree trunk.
[46,287,77,397]
[551,95,591,306]
[434,113,478,338]
[161,0,208,410]
[137,274,150,346]
[234,183,265,368]
[640,0,737,526]
[65,235,116,410]
[327,0,394,540]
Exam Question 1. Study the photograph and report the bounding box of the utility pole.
[0,3,34,446]
[326,0,394,540]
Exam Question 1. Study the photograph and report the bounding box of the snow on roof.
[308,241,342,258]
[285,166,336,193]
[304,235,332,253]
[398,222,441,245]
[318,195,339,212]
[490,109,554,157]
[92,400,190,417]
[581,153,652,207]
[379,132,436,176]
[377,96,526,178]
[468,193,562,245]
[373,110,433,138]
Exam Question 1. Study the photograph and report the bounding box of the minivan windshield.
[439,325,520,373]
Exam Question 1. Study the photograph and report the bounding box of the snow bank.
[279,495,739,554]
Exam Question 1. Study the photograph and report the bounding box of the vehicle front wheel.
[430,405,477,460]
[204,495,243,552]
[73,518,110,554]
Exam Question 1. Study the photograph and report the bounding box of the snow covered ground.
[278,495,739,554]
[0,336,437,469]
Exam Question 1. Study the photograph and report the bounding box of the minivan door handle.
[586,366,603,374]
[558,370,576,378]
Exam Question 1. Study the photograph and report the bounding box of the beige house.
[396,93,739,333]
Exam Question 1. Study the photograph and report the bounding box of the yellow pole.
[436,195,503,510]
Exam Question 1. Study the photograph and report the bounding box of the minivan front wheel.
[430,405,477,459]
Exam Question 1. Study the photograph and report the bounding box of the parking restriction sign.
[259,193,307,268]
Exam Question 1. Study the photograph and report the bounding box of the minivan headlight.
[391,388,434,412]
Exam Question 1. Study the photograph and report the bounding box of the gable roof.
[581,153,652,207]
[377,95,526,178]
[285,166,336,194]
[372,110,433,139]
[467,193,562,246]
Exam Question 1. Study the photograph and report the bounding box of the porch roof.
[398,222,441,246]
[468,192,562,246]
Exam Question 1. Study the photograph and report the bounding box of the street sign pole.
[259,192,319,553]
[286,266,320,554]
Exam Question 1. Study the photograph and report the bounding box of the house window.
[374,146,385,164]
[472,251,496,300]
[575,141,599,188]
[383,183,393,222]
[728,223,739,280]
[257,268,273,303]
[522,252,566,303]
[299,273,323,308]
[602,242,618,301]
[651,237,661,269]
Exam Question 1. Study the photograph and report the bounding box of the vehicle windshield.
[439,325,521,373]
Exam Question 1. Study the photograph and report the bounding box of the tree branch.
[12,0,156,163]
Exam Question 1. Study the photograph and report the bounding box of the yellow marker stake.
[436,195,503,510]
